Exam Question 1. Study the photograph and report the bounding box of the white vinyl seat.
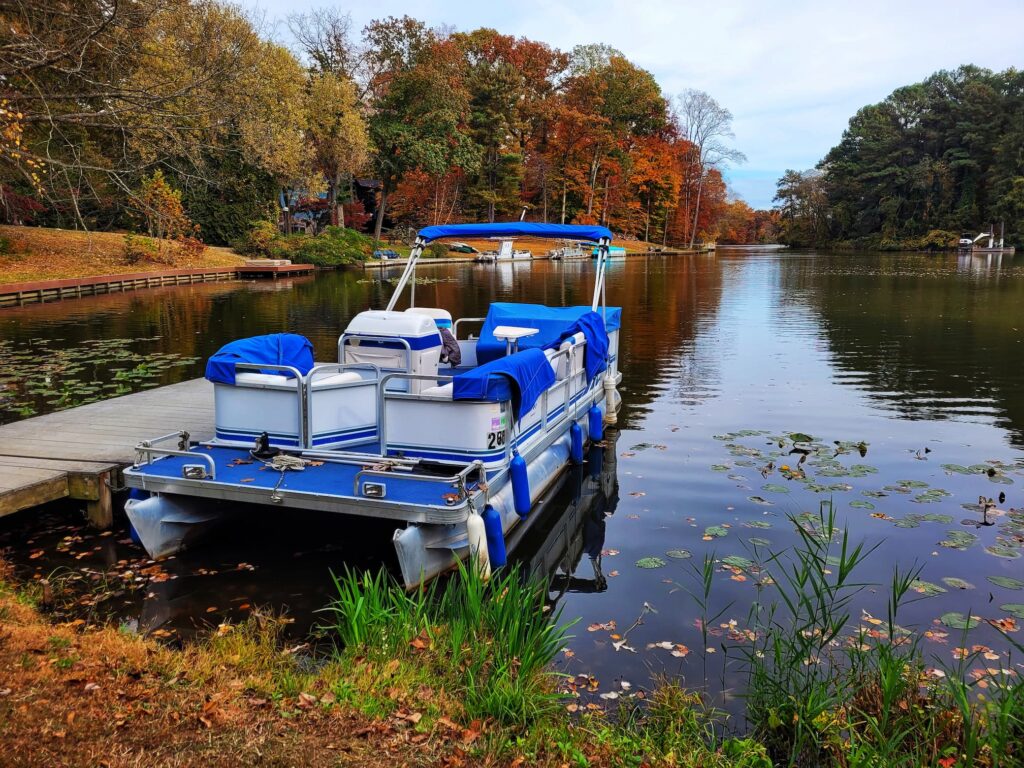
[310,371,363,388]
[419,383,454,399]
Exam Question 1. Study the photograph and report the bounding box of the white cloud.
[240,0,1024,207]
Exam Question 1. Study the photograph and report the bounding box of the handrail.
[234,362,307,448]
[352,459,483,502]
[338,334,413,380]
[134,442,217,480]
[377,371,456,456]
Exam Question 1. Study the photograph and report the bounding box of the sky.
[240,0,1024,209]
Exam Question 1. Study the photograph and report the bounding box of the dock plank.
[0,379,214,520]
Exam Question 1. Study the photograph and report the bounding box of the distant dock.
[0,379,213,526]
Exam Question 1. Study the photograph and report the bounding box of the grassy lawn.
[0,225,245,285]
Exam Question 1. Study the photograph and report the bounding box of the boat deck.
[125,445,478,525]
[0,378,214,524]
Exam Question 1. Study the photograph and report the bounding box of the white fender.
[466,512,491,580]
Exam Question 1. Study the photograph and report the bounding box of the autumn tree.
[362,17,478,242]
[674,90,746,248]
[306,73,370,227]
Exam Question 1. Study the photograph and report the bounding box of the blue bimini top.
[453,347,556,421]
[476,303,621,382]
[417,222,613,244]
[205,333,314,385]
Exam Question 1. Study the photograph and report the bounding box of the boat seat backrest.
[232,371,364,389]
[544,348,567,380]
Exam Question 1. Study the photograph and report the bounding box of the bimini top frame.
[385,222,614,315]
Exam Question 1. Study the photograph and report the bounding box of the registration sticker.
[490,417,502,431]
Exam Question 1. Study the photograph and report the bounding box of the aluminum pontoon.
[123,222,623,588]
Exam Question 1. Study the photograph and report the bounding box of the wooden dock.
[0,379,213,526]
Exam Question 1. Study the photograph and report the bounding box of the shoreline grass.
[2,505,1021,766]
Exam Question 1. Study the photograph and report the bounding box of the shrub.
[427,241,448,259]
[122,233,158,265]
[0,235,10,255]
[232,220,280,257]
[291,226,373,267]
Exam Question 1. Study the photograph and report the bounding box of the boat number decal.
[486,430,506,449]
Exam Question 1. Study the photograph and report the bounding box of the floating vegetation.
[939,530,977,550]
[849,500,875,510]
[710,464,731,472]
[761,483,788,494]
[748,537,771,547]
[912,488,952,504]
[703,526,729,539]
[910,579,946,597]
[985,543,1021,559]
[892,512,954,529]
[941,577,974,590]
[987,576,1024,590]
[1000,604,1024,619]
[744,520,772,529]
[721,555,754,570]
[0,337,200,423]
[940,612,981,630]
[635,557,666,569]
[747,496,773,506]
[664,549,692,560]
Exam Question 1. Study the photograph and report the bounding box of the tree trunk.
[560,180,567,225]
[542,171,548,223]
[586,150,600,216]
[689,171,704,250]
[373,183,388,245]
[644,196,651,242]
[282,187,293,235]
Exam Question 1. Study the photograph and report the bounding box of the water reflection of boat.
[512,430,619,601]
[125,222,623,590]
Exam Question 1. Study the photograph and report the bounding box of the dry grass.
[0,569,471,767]
[0,225,244,285]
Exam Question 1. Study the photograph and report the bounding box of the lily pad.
[744,521,772,529]
[636,557,666,569]
[939,530,977,550]
[941,464,972,474]
[789,432,814,444]
[748,496,773,506]
[721,555,754,569]
[987,576,1024,590]
[910,579,946,597]
[988,473,1014,485]
[748,537,771,547]
[704,526,729,539]
[999,604,1024,619]
[849,500,875,510]
[985,544,1021,559]
[861,490,888,498]
[665,549,692,560]
[897,480,930,489]
[940,612,980,630]
[941,577,974,590]
[761,483,789,494]
[710,464,731,472]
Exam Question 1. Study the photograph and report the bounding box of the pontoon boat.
[123,223,623,588]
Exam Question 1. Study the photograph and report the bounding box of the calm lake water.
[2,248,1023,710]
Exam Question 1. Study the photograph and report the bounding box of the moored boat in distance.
[474,237,534,263]
[124,222,623,589]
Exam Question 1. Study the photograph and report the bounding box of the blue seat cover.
[453,348,556,421]
[476,303,620,382]
[205,333,314,385]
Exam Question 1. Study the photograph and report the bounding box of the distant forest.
[775,66,1024,249]
[0,1,776,250]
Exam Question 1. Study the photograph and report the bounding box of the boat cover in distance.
[205,333,315,385]
[417,222,613,243]
[476,303,621,381]
[453,347,556,421]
